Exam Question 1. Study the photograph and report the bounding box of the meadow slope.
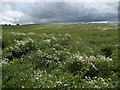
[2,23,119,88]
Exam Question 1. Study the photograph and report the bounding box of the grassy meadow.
[1,23,120,88]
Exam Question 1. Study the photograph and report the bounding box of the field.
[1,23,120,88]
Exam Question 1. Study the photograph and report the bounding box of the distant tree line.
[4,24,20,25]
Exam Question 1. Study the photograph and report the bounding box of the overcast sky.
[0,1,118,24]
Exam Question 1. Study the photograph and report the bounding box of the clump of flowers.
[3,38,35,60]
[27,32,36,35]
[64,53,113,78]
[10,32,26,36]
[64,33,71,40]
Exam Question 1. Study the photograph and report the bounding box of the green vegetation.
[2,23,119,88]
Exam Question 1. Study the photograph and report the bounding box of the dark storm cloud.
[1,2,118,24]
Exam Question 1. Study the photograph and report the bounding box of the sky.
[0,1,118,25]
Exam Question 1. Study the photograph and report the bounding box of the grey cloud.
[1,2,118,24]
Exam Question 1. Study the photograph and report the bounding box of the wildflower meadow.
[1,23,119,88]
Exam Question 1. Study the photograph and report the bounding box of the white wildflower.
[56,81,62,84]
